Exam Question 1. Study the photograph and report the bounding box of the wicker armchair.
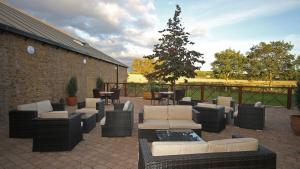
[101,101,134,137]
[77,98,105,122]
[234,103,265,130]
[32,113,83,152]
[9,101,65,138]
[139,138,276,169]
[193,105,226,132]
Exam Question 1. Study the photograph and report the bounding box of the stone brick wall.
[0,32,127,125]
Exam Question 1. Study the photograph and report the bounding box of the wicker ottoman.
[81,113,96,133]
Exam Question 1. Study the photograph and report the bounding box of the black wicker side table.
[81,113,96,133]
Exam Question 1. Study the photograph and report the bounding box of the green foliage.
[144,5,205,85]
[96,77,104,89]
[296,82,300,111]
[66,76,78,97]
[211,49,246,80]
[246,41,296,83]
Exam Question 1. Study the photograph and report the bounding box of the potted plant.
[143,82,160,100]
[96,77,104,90]
[66,76,78,106]
[291,81,300,136]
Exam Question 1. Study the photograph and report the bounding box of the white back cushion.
[217,96,232,107]
[144,106,168,120]
[254,102,262,107]
[37,100,53,114]
[182,97,191,101]
[168,105,192,120]
[17,103,37,111]
[85,98,100,108]
[152,141,208,156]
[208,138,258,153]
[197,103,218,109]
[39,111,68,118]
[123,101,131,111]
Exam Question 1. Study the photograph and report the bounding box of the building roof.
[0,1,127,68]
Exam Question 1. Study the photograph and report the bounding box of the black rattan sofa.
[77,99,105,122]
[32,113,83,152]
[101,101,134,137]
[138,137,276,169]
[138,106,202,142]
[9,101,65,138]
[234,103,265,130]
[193,105,226,132]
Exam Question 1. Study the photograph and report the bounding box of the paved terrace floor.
[1,97,300,169]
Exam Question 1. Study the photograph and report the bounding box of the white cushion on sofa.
[208,138,258,153]
[254,102,262,107]
[17,103,37,111]
[169,120,202,129]
[39,111,68,118]
[152,141,208,156]
[123,101,131,111]
[85,98,100,108]
[37,100,53,114]
[138,120,169,129]
[182,97,191,101]
[168,105,192,120]
[197,103,218,109]
[144,106,168,120]
[76,108,98,115]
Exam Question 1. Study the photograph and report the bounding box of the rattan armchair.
[101,102,134,137]
[234,103,265,130]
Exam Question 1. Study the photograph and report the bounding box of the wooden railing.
[104,82,295,109]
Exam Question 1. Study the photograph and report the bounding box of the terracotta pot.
[290,115,300,136]
[66,96,77,106]
[143,92,152,100]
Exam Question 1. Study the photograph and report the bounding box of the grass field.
[126,73,296,107]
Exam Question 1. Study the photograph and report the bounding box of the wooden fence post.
[287,88,292,109]
[124,83,128,97]
[238,87,243,104]
[200,86,205,101]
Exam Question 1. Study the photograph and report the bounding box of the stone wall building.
[0,2,128,124]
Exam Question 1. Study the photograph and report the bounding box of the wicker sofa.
[138,105,202,141]
[234,103,265,130]
[101,101,134,137]
[9,100,65,138]
[76,98,105,122]
[139,136,276,169]
[32,112,83,152]
[193,103,226,132]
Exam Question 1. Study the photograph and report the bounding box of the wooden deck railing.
[104,82,295,109]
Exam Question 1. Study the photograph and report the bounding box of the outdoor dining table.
[159,91,174,105]
[99,91,114,105]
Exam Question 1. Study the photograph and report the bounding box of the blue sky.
[6,0,300,70]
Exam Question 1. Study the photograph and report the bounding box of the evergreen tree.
[144,5,204,91]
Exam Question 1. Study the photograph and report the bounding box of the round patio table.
[159,91,174,105]
[99,91,114,105]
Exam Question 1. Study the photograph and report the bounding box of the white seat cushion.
[182,97,191,101]
[224,106,233,113]
[85,98,100,108]
[17,103,37,111]
[100,117,106,125]
[254,102,262,107]
[37,100,53,114]
[208,138,258,153]
[123,101,131,111]
[76,108,98,114]
[169,120,202,129]
[138,120,170,129]
[144,106,168,120]
[39,111,68,118]
[217,96,232,107]
[152,141,208,156]
[168,105,192,120]
[197,103,218,109]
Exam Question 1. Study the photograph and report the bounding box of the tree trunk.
[172,80,176,105]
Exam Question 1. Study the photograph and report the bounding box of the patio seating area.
[1,97,300,169]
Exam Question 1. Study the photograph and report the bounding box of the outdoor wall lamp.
[83,58,87,64]
[27,45,35,55]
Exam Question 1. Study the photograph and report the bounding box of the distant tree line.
[211,41,299,84]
